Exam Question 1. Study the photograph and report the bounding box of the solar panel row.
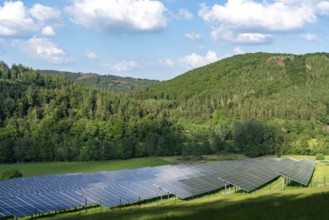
[278,158,316,186]
[0,158,316,218]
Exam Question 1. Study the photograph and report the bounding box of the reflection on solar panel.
[0,158,316,218]
[278,158,316,186]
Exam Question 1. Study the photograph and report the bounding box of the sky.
[1,0,329,80]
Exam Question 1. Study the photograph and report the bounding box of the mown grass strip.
[0,157,169,178]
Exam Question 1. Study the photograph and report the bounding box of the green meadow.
[0,157,169,178]
[46,185,329,220]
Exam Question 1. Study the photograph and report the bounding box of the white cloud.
[148,58,175,67]
[14,37,74,64]
[211,27,272,44]
[317,1,329,15]
[0,39,5,54]
[66,0,168,34]
[0,1,37,37]
[102,60,141,71]
[178,8,193,20]
[178,50,219,69]
[236,33,272,44]
[199,1,329,45]
[199,1,316,32]
[85,50,98,59]
[185,33,202,43]
[211,27,233,42]
[29,4,61,23]
[301,33,319,41]
[41,26,55,36]
[233,47,245,54]
[0,1,60,37]
[198,0,327,45]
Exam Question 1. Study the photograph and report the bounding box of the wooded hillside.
[1,53,329,163]
[0,62,181,163]
[39,70,159,93]
[134,53,329,156]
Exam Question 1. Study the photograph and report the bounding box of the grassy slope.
[0,155,250,178]
[0,157,169,177]
[53,187,329,220]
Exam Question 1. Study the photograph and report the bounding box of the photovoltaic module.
[0,158,315,218]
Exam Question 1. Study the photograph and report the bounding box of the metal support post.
[175,192,177,204]
[85,197,87,213]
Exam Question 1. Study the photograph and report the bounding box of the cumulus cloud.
[185,33,203,43]
[199,1,316,32]
[85,50,98,59]
[14,37,74,64]
[0,1,60,37]
[236,33,272,44]
[102,60,141,71]
[198,0,329,44]
[65,0,168,34]
[178,8,193,20]
[0,1,37,37]
[301,33,319,41]
[178,50,219,69]
[41,26,55,36]
[29,3,61,23]
[317,1,329,15]
[211,27,272,44]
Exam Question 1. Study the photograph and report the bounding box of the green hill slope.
[0,62,180,163]
[39,70,159,93]
[134,53,329,156]
[1,53,329,163]
[137,53,329,121]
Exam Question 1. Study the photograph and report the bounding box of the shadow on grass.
[58,189,329,220]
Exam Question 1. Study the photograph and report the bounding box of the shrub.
[2,169,23,180]
[316,153,325,160]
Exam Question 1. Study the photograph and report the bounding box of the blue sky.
[1,0,329,80]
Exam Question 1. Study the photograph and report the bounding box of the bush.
[316,153,325,160]
[1,169,23,180]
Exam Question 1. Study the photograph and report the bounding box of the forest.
[1,52,329,163]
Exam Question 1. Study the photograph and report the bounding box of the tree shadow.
[59,189,329,220]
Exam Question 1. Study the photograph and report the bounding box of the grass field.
[0,157,169,178]
[0,154,248,178]
[42,186,329,220]
[3,155,329,220]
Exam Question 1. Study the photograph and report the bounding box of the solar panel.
[278,158,316,186]
[216,158,283,192]
[0,157,316,218]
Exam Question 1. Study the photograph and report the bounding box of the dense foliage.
[1,52,329,163]
[134,53,329,157]
[1,169,23,179]
[316,153,325,160]
[0,62,181,163]
[39,70,159,93]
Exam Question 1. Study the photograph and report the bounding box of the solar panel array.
[278,158,316,186]
[0,157,315,218]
